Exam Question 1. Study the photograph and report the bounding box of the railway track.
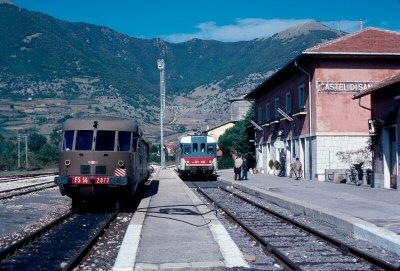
[194,182,399,271]
[0,173,57,184]
[0,210,118,271]
[0,180,57,200]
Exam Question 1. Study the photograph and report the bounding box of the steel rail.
[0,182,57,200]
[0,211,74,261]
[220,186,400,271]
[0,173,57,183]
[195,185,299,271]
[196,184,399,271]
[0,180,55,193]
[0,210,119,271]
[62,210,119,271]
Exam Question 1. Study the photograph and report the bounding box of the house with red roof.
[246,28,400,184]
[353,73,400,189]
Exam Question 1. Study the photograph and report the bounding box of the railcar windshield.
[118,131,131,151]
[63,130,74,150]
[180,142,216,157]
[75,130,94,150]
[95,131,115,151]
[63,130,133,152]
[183,144,191,154]
[192,143,198,152]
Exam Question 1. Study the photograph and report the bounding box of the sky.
[9,0,400,43]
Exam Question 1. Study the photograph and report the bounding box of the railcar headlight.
[118,160,125,167]
[65,160,71,166]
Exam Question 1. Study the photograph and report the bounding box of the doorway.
[383,126,398,189]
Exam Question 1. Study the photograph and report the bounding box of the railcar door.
[132,136,139,184]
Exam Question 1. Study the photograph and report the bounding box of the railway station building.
[353,73,400,189]
[246,28,400,185]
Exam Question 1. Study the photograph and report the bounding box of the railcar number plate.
[71,176,110,185]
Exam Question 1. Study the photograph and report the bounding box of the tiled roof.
[353,72,400,98]
[305,28,400,54]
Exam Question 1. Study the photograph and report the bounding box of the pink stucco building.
[246,28,400,183]
[353,73,400,189]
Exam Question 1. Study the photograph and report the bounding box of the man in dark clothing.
[279,155,286,177]
[242,157,249,180]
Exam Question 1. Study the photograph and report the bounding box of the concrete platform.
[113,167,248,271]
[217,169,400,255]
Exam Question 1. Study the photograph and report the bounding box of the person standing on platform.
[242,157,249,180]
[234,155,243,180]
[294,157,302,180]
[279,154,286,177]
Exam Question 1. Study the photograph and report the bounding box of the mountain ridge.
[0,3,346,140]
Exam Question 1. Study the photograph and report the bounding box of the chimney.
[359,18,364,30]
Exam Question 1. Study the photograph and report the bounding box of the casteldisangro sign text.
[318,82,374,92]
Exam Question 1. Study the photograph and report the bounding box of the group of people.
[233,153,255,181]
[233,151,302,180]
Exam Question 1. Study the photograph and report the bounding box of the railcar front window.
[118,131,131,151]
[75,130,94,151]
[207,145,215,154]
[183,145,191,154]
[63,130,74,150]
[95,131,115,151]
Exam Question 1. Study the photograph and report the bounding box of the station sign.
[273,140,284,149]
[318,82,374,93]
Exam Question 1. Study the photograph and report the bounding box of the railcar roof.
[180,135,216,143]
[63,115,141,133]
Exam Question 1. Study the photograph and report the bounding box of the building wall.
[370,87,399,189]
[253,59,400,181]
[316,60,400,182]
[207,122,235,142]
[312,59,400,134]
[314,135,370,180]
[230,99,251,122]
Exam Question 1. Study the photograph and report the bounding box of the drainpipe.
[295,61,312,136]
[295,61,312,180]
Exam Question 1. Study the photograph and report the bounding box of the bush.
[274,160,281,170]
[218,155,234,169]
[268,160,274,169]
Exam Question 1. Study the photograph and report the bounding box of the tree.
[49,127,62,146]
[37,143,59,165]
[218,105,255,169]
[28,133,47,152]
[0,134,18,170]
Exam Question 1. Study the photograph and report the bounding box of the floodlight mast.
[157,59,166,169]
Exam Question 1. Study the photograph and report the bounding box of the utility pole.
[157,59,166,169]
[17,130,21,168]
[17,132,29,169]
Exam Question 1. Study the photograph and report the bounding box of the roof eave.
[303,52,400,56]
[246,51,400,100]
[246,56,307,99]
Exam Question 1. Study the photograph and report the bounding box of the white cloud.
[164,18,361,43]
